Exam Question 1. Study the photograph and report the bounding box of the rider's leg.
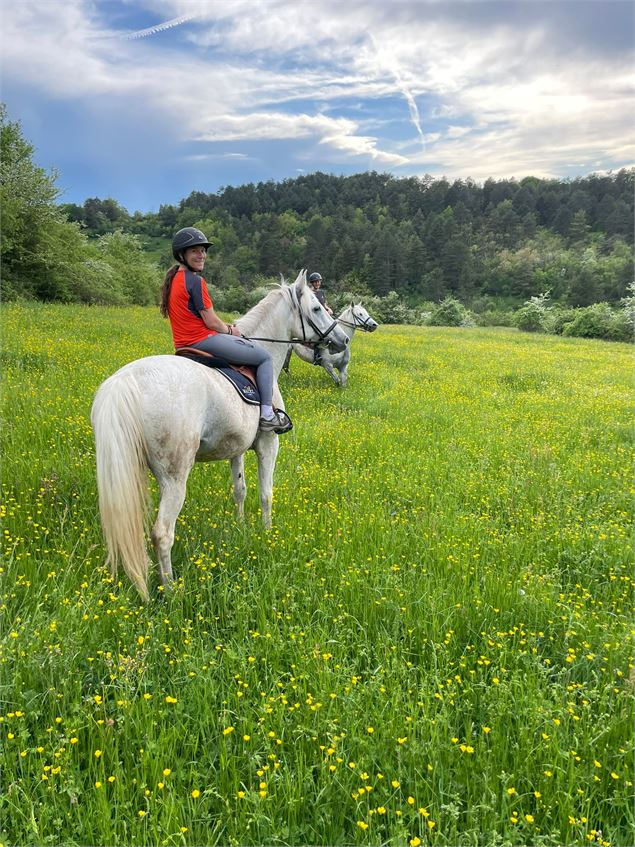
[191,335,274,411]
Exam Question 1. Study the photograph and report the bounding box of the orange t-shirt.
[168,267,215,347]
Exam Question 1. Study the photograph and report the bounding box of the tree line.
[2,104,633,312]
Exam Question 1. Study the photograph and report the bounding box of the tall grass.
[1,305,633,846]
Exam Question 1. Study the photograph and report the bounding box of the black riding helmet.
[308,272,322,283]
[172,227,212,262]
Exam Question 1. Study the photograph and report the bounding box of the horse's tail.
[91,372,151,601]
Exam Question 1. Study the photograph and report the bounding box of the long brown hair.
[159,264,180,317]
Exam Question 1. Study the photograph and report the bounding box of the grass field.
[1,304,633,847]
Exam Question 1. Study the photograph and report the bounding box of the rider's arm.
[200,308,240,336]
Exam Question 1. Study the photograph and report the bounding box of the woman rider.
[160,227,291,433]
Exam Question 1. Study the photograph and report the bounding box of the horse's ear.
[293,269,307,289]
[350,300,355,308]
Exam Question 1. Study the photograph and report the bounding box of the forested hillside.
[63,169,634,309]
[2,104,633,317]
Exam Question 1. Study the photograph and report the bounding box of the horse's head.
[290,271,348,352]
[344,301,379,332]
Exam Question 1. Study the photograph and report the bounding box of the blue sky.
[2,0,633,213]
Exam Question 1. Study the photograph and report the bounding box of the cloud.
[185,152,250,161]
[195,111,408,165]
[2,0,633,188]
[318,131,408,165]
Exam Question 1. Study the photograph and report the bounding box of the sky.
[2,0,633,213]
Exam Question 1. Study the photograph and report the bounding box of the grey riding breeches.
[190,334,273,406]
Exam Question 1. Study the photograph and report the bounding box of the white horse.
[290,302,378,386]
[91,271,348,600]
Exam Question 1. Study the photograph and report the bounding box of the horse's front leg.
[335,350,350,388]
[322,359,341,385]
[230,455,247,519]
[254,433,279,528]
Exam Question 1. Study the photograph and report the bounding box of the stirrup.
[259,409,293,434]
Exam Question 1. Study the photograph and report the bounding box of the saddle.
[175,347,260,406]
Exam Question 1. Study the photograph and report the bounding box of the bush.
[514,301,547,332]
[609,310,634,342]
[96,231,159,305]
[334,291,419,325]
[212,285,249,313]
[476,309,515,327]
[75,259,127,305]
[618,283,635,338]
[562,303,631,342]
[370,292,417,324]
[550,306,577,335]
[428,297,472,327]
[513,292,552,333]
[246,285,272,309]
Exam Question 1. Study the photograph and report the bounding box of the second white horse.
[290,302,378,387]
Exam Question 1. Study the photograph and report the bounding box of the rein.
[243,286,338,346]
[242,335,318,346]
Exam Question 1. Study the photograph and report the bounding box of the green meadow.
[1,304,633,847]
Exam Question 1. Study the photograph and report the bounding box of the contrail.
[394,69,426,148]
[124,14,197,40]
[368,33,426,151]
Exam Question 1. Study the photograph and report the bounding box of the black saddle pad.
[176,351,260,405]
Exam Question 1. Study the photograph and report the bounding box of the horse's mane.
[236,280,295,336]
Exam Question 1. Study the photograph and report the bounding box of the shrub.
[428,297,470,327]
[96,231,159,305]
[608,310,634,342]
[75,259,127,305]
[562,303,630,342]
[246,285,272,309]
[217,286,250,313]
[477,309,515,327]
[514,291,552,333]
[514,301,546,332]
[348,292,419,325]
[372,292,417,324]
[618,282,635,338]
[550,306,577,335]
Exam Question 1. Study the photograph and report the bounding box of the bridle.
[337,307,377,332]
[242,285,340,346]
[292,285,339,344]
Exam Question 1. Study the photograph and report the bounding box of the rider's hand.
[230,325,242,337]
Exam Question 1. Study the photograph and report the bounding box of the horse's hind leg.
[254,434,279,528]
[230,455,247,519]
[151,469,190,591]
